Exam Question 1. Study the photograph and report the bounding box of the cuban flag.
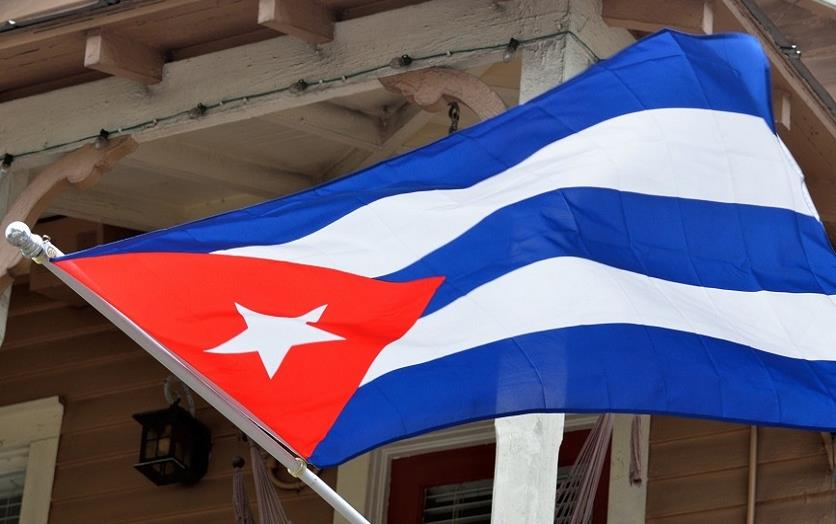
[51,30,836,468]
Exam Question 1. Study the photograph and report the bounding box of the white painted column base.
[492,414,565,523]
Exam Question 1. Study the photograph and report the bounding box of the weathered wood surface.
[0,0,631,159]
[0,280,338,524]
[646,416,835,522]
[0,136,136,292]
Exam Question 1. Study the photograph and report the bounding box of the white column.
[332,454,372,524]
[607,415,651,524]
[491,34,594,524]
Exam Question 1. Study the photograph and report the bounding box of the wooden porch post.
[491,34,594,524]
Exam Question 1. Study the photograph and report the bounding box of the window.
[0,397,63,524]
[422,478,493,523]
[0,453,25,524]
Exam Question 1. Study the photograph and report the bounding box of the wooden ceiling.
[42,60,522,231]
[1,0,834,238]
[0,0,427,101]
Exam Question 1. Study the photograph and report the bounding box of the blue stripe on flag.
[57,30,775,260]
[381,188,836,314]
[309,323,836,467]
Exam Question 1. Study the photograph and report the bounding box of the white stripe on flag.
[215,108,816,277]
[361,257,836,385]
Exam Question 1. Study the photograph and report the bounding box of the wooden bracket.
[0,136,137,291]
[379,67,507,121]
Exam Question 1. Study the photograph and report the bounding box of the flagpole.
[5,222,372,524]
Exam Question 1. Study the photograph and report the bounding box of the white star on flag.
[205,303,344,378]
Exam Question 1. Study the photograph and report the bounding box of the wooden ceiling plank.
[125,140,313,198]
[0,0,205,52]
[83,29,164,85]
[794,0,836,22]
[258,0,335,44]
[262,102,383,151]
[804,43,836,60]
[602,0,714,34]
[48,188,183,231]
[324,102,433,179]
[0,0,96,24]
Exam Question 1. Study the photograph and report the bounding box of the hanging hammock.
[554,414,613,524]
[554,414,645,523]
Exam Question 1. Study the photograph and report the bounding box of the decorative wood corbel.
[0,136,138,291]
[379,67,507,120]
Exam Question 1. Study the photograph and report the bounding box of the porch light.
[132,402,211,486]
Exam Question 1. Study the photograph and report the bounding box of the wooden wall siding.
[646,416,835,523]
[0,283,336,523]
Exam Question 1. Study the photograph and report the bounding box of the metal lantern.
[133,402,211,486]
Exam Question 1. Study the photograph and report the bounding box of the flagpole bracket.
[5,221,47,263]
[287,457,308,479]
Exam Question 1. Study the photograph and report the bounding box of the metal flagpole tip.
[5,221,45,260]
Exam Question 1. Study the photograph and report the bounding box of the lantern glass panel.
[132,404,211,486]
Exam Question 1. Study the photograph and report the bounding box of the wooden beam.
[603,0,714,34]
[84,29,164,85]
[125,140,313,198]
[258,0,334,44]
[0,0,633,160]
[261,102,383,151]
[0,136,137,291]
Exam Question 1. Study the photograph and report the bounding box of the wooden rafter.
[0,136,137,291]
[84,29,164,85]
[773,89,791,132]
